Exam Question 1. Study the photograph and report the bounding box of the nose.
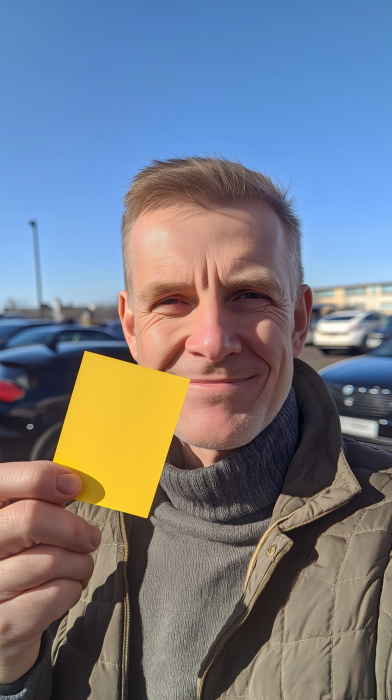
[185,300,242,362]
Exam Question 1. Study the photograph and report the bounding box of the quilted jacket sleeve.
[376,552,392,698]
[0,632,52,700]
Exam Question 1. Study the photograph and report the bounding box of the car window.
[365,313,379,321]
[56,329,112,343]
[86,330,114,340]
[6,327,55,347]
[0,324,27,340]
[56,331,79,342]
[322,315,356,322]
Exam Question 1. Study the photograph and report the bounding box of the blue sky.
[1,0,391,309]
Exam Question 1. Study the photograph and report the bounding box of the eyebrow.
[138,282,193,307]
[137,271,285,307]
[223,271,285,300]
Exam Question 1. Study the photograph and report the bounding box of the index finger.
[0,461,82,505]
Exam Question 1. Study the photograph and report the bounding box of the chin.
[174,410,268,451]
[174,384,292,451]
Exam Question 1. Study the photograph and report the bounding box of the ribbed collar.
[160,387,299,524]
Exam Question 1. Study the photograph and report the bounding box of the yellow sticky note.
[54,351,189,517]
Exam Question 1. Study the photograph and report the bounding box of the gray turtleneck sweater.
[127,388,299,700]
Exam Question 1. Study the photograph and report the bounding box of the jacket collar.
[272,358,361,531]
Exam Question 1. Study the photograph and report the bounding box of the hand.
[0,460,101,684]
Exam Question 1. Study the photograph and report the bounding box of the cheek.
[135,314,187,370]
[251,317,292,361]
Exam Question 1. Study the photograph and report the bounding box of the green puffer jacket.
[50,359,392,700]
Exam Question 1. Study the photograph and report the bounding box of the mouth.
[189,376,257,389]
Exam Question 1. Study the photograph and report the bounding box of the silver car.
[313,310,384,355]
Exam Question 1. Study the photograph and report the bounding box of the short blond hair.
[122,156,303,298]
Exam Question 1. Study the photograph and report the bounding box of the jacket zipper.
[197,541,292,700]
[243,510,299,590]
[198,496,354,700]
[120,511,130,700]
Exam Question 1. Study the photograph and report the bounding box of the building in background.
[0,301,119,325]
[312,282,392,312]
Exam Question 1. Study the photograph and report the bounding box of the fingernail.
[57,473,82,495]
[89,525,101,548]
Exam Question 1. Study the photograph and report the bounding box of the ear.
[118,291,138,362]
[291,285,313,358]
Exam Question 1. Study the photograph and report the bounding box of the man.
[0,156,391,700]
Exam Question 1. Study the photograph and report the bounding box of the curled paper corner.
[71,468,106,504]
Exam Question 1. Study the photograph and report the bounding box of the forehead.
[129,203,289,285]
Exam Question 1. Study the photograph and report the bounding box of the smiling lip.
[189,376,256,388]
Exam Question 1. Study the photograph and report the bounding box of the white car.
[313,310,384,355]
[305,303,337,345]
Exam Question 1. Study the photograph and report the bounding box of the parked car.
[0,319,53,350]
[366,316,392,350]
[319,337,392,450]
[0,340,135,462]
[105,319,125,340]
[305,304,337,345]
[4,323,121,350]
[313,310,384,355]
[0,313,27,320]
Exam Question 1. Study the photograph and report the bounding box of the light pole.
[28,221,43,316]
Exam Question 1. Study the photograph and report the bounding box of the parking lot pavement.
[299,346,353,372]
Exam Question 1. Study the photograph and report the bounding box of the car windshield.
[6,327,55,348]
[0,324,27,339]
[322,314,357,322]
[370,338,392,357]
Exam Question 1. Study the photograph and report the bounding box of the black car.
[0,313,27,320]
[106,319,125,340]
[0,319,53,349]
[366,315,392,351]
[319,338,392,450]
[4,323,121,350]
[0,340,135,462]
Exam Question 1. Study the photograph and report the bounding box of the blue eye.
[243,293,262,299]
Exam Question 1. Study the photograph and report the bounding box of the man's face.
[120,203,311,450]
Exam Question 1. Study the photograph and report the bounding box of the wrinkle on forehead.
[131,202,283,250]
[129,202,293,301]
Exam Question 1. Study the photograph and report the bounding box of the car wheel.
[354,338,367,355]
[29,421,63,461]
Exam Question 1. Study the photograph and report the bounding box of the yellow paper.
[54,351,189,517]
